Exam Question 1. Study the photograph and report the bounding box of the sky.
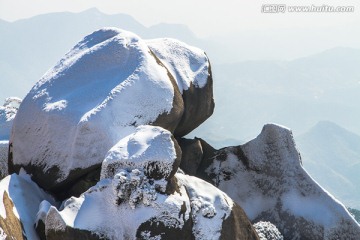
[1,0,360,37]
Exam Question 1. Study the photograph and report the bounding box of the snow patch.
[43,100,67,112]
[0,227,7,239]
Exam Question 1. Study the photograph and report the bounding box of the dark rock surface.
[148,38,215,137]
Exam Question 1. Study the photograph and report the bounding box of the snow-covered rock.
[9,28,186,193]
[9,28,215,196]
[176,173,258,240]
[0,97,21,179]
[202,124,360,239]
[101,125,181,181]
[0,97,21,141]
[253,221,283,240]
[0,173,57,240]
[38,171,258,240]
[148,38,214,136]
[38,171,192,239]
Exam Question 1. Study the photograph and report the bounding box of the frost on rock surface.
[203,123,360,239]
[147,38,214,136]
[9,28,186,193]
[253,221,283,240]
[0,173,57,240]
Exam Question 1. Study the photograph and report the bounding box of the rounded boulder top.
[9,28,187,192]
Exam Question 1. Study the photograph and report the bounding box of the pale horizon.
[1,0,360,38]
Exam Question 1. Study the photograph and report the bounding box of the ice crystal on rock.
[112,169,157,209]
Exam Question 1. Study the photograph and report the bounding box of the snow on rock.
[0,97,21,141]
[39,174,192,239]
[176,173,231,239]
[148,38,214,136]
[253,221,283,240]
[101,125,181,181]
[0,173,57,240]
[146,38,209,93]
[39,169,259,240]
[9,28,186,193]
[203,123,360,239]
[0,98,21,179]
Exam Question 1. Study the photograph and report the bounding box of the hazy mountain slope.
[2,9,360,146]
[190,48,360,146]
[0,8,205,101]
[296,121,360,209]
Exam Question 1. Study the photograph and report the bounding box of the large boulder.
[0,173,57,240]
[148,38,214,136]
[199,124,360,239]
[9,28,185,194]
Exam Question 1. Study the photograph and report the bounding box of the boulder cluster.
[0,28,359,240]
[0,28,256,240]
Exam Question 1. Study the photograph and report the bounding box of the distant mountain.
[296,121,360,209]
[190,47,360,145]
[2,9,360,147]
[0,8,207,101]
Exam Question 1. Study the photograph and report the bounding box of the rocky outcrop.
[33,125,258,239]
[37,171,258,240]
[0,97,21,179]
[198,124,360,239]
[0,97,21,141]
[3,27,357,240]
[8,28,215,198]
[0,174,57,239]
[148,39,214,136]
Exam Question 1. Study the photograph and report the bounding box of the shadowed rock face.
[147,38,215,137]
[196,124,360,239]
[174,70,214,137]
